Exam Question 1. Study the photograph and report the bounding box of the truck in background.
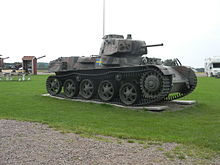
[205,57,220,77]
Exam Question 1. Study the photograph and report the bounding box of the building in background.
[22,56,37,74]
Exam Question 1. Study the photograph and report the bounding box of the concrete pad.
[171,100,196,105]
[114,105,169,111]
[42,94,196,111]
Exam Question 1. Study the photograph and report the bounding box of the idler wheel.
[63,79,78,98]
[79,79,95,99]
[46,76,62,96]
[98,80,115,101]
[140,69,163,98]
[119,82,138,106]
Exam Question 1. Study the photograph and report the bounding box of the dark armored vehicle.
[46,34,197,106]
[0,55,9,72]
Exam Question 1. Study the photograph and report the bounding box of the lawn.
[0,75,220,152]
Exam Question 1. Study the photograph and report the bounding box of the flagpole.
[103,0,105,37]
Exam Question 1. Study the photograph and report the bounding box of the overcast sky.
[0,0,219,68]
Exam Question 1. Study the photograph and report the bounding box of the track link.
[163,75,197,101]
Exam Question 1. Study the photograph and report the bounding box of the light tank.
[46,34,197,106]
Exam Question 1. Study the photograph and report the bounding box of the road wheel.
[119,82,138,106]
[63,79,78,98]
[79,79,95,99]
[98,80,115,101]
[46,76,62,96]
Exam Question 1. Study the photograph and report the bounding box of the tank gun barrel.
[0,56,9,59]
[37,55,46,60]
[146,43,163,47]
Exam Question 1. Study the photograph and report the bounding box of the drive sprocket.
[140,68,171,101]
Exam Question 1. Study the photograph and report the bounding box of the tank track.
[46,66,196,106]
[163,70,197,101]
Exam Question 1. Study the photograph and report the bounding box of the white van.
[205,57,220,77]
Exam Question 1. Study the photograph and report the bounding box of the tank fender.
[152,65,172,75]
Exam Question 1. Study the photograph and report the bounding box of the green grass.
[164,144,217,161]
[0,76,220,153]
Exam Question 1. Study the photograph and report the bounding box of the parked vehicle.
[46,34,197,106]
[205,57,220,77]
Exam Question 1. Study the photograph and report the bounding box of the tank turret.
[99,34,163,67]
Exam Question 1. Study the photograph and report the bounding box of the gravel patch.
[0,120,219,165]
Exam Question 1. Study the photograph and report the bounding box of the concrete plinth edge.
[42,94,196,111]
[170,100,196,105]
